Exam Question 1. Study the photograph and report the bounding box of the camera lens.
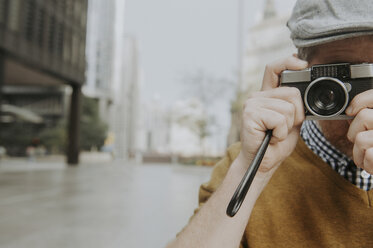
[305,77,348,117]
[314,89,336,110]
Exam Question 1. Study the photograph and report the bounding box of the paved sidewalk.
[0,159,213,248]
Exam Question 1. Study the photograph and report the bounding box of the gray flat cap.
[288,0,373,48]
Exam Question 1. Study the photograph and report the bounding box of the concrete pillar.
[67,84,82,165]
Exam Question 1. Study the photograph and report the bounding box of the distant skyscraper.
[113,36,141,159]
[85,0,144,161]
[84,0,116,121]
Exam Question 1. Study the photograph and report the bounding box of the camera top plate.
[351,64,373,78]
[281,63,373,84]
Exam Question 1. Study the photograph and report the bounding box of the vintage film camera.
[280,63,373,120]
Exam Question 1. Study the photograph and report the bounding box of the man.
[167,0,373,247]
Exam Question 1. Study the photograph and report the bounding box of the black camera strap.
[226,130,272,217]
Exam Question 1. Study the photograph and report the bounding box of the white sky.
[124,0,296,104]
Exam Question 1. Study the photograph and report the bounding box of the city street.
[0,158,213,248]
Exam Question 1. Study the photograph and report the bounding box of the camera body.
[280,63,373,120]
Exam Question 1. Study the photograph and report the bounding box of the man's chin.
[317,120,353,158]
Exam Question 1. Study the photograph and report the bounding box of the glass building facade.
[0,0,88,164]
[0,0,87,84]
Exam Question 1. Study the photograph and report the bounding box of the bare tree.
[182,69,234,107]
[180,69,235,156]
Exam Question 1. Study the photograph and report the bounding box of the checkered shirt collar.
[300,120,373,191]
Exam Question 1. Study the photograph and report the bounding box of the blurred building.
[84,0,142,161]
[83,0,140,159]
[113,36,141,159]
[84,0,115,122]
[0,0,88,163]
[140,97,170,156]
[227,0,296,145]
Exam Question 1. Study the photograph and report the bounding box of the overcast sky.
[124,0,297,105]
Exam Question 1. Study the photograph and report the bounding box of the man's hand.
[238,56,307,175]
[346,89,373,174]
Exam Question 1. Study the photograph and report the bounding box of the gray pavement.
[0,158,213,248]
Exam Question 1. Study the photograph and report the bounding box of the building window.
[80,39,85,69]
[65,0,73,18]
[7,0,20,32]
[36,8,45,48]
[63,31,71,63]
[72,34,79,65]
[0,0,6,25]
[74,1,82,20]
[48,15,56,53]
[57,23,64,57]
[80,6,86,29]
[24,0,36,41]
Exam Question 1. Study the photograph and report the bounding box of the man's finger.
[353,130,373,168]
[347,108,373,143]
[253,87,305,125]
[346,89,373,116]
[261,56,308,91]
[244,97,296,131]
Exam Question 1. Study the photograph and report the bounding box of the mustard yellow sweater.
[197,139,373,248]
